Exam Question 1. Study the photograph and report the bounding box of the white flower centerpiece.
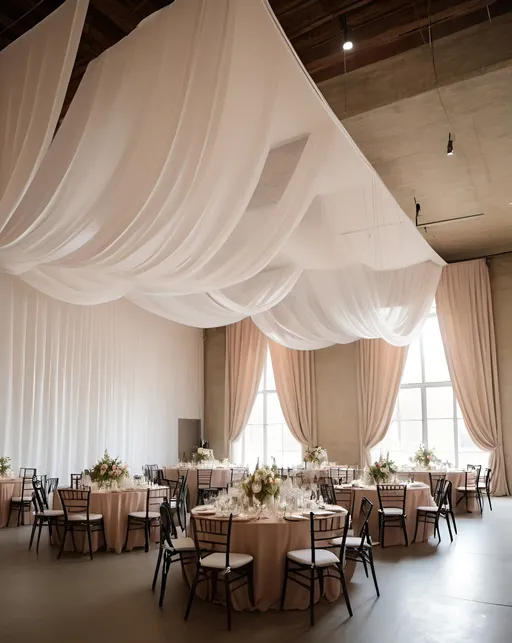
[241,460,281,507]
[85,450,129,490]
[0,456,12,478]
[192,446,215,466]
[304,446,328,469]
[410,444,441,471]
[367,454,398,485]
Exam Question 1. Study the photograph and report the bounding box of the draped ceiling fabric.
[0,0,444,349]
[0,0,88,230]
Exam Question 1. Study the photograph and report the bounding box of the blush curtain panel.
[0,0,443,350]
[224,318,267,456]
[436,260,509,496]
[269,341,317,447]
[357,339,408,467]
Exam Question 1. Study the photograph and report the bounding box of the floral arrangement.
[410,444,441,470]
[304,446,327,466]
[241,460,281,504]
[193,446,215,463]
[367,454,398,484]
[85,450,129,488]
[0,456,11,478]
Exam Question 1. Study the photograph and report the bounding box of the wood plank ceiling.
[1,0,510,116]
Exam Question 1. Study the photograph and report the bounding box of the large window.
[374,304,487,468]
[231,350,303,471]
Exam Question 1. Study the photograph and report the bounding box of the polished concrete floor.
[0,499,511,643]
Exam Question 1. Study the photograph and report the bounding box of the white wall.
[0,273,203,482]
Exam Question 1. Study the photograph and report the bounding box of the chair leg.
[58,526,68,559]
[361,554,369,578]
[17,503,22,527]
[449,510,457,534]
[487,490,493,511]
[380,517,385,548]
[368,549,380,597]
[401,517,408,547]
[29,519,38,551]
[435,519,441,545]
[309,566,315,626]
[159,554,170,607]
[318,567,325,596]
[338,563,353,618]
[225,574,232,631]
[36,521,44,554]
[280,558,289,610]
[412,515,420,543]
[152,545,164,591]
[87,526,94,560]
[101,520,107,551]
[70,526,78,553]
[184,567,200,621]
[445,514,453,543]
[144,520,150,553]
[123,518,131,552]
[247,562,255,608]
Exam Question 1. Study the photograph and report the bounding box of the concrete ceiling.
[321,14,512,262]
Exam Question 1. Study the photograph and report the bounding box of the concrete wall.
[489,255,512,485]
[315,344,359,465]
[203,327,227,458]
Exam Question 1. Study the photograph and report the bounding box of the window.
[374,304,487,469]
[231,350,303,471]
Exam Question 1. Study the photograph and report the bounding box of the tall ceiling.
[2,0,512,261]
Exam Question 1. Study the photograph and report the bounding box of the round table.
[397,470,478,513]
[53,487,166,553]
[347,484,436,545]
[163,467,232,508]
[0,478,20,528]
[186,511,355,612]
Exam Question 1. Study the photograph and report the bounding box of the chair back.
[159,500,178,542]
[59,488,91,521]
[357,496,374,545]
[428,472,446,496]
[32,478,47,514]
[464,469,478,490]
[277,468,290,479]
[197,469,214,489]
[467,464,481,487]
[377,484,407,512]
[70,473,83,489]
[20,475,36,501]
[230,467,247,486]
[19,467,37,478]
[33,475,48,506]
[309,511,350,565]
[47,477,59,496]
[191,514,233,570]
[144,465,159,483]
[144,487,168,519]
[334,487,354,514]
[319,480,337,505]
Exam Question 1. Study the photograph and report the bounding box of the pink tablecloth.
[164,467,232,508]
[400,470,478,513]
[53,487,166,553]
[350,484,435,546]
[0,478,34,528]
[186,513,355,612]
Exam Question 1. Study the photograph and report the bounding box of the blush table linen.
[186,513,355,612]
[0,478,34,527]
[164,467,232,508]
[397,470,478,513]
[349,484,436,546]
[53,487,165,553]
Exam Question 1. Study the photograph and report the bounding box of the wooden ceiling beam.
[286,0,375,40]
[303,0,497,73]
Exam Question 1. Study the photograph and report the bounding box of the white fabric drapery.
[0,0,88,230]
[0,273,203,482]
[0,0,443,349]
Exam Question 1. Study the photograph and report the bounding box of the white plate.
[302,510,335,517]
[192,508,216,516]
[284,514,308,522]
[322,505,345,513]
[408,482,426,488]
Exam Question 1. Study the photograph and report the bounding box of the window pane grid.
[232,350,302,468]
[373,308,487,469]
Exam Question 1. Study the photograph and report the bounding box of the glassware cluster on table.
[83,473,163,492]
[199,479,336,521]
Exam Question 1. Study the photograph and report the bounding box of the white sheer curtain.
[0,273,203,482]
[0,0,443,349]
